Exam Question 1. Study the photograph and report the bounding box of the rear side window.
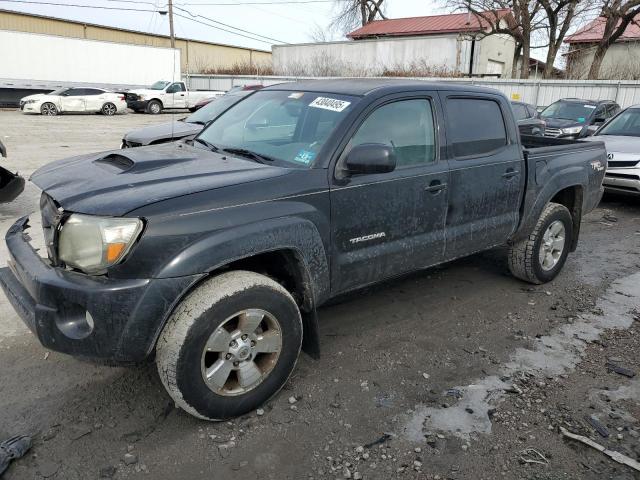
[349,99,436,167]
[447,98,507,158]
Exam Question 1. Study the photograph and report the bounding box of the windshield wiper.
[222,147,275,164]
[194,137,219,152]
[189,120,207,125]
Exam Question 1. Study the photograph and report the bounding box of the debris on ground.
[584,415,610,438]
[518,447,549,465]
[0,435,32,475]
[364,433,393,449]
[605,362,636,378]
[560,427,640,472]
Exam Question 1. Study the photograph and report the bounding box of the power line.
[0,0,158,11]
[173,4,288,43]
[178,0,336,4]
[173,11,280,44]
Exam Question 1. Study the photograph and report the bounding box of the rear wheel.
[101,102,117,116]
[156,270,303,420]
[40,102,58,116]
[147,100,162,114]
[508,202,573,284]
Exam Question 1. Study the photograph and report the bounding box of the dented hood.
[30,143,285,216]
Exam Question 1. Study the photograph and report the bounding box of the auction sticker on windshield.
[309,97,351,112]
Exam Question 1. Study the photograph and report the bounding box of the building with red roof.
[273,10,517,78]
[564,14,640,79]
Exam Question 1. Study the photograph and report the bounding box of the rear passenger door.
[441,94,524,260]
[83,88,105,112]
[330,94,449,293]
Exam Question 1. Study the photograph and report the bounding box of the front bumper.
[126,99,149,111]
[603,167,640,195]
[0,216,201,362]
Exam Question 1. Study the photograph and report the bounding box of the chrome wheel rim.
[149,103,160,113]
[103,103,116,115]
[539,220,566,271]
[41,103,56,116]
[201,309,282,396]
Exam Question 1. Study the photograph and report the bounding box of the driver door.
[167,82,187,109]
[329,94,449,293]
[60,88,86,112]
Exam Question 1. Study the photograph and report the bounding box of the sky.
[0,0,447,51]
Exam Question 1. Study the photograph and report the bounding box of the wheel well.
[149,98,162,106]
[550,185,583,251]
[214,250,314,312]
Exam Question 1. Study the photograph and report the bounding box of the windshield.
[49,88,69,96]
[150,81,170,90]
[597,108,640,137]
[196,90,358,168]
[540,101,596,122]
[186,91,252,124]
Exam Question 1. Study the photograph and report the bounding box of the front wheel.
[146,100,162,114]
[40,102,58,116]
[508,202,573,284]
[156,270,303,420]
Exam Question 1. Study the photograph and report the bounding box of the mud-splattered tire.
[156,270,303,420]
[146,100,162,114]
[508,202,573,284]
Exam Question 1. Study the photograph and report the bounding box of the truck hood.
[542,118,586,129]
[30,143,286,216]
[585,135,640,156]
[127,89,161,97]
[124,120,202,144]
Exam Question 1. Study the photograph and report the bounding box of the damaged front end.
[0,140,25,203]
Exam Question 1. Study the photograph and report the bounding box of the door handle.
[425,181,447,193]
[502,169,519,179]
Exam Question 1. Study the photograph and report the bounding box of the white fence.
[184,74,640,108]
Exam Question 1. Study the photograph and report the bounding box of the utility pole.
[168,0,175,49]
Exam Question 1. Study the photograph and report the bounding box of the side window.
[527,105,538,117]
[67,89,84,96]
[594,105,606,119]
[166,83,185,93]
[606,104,619,118]
[348,99,436,167]
[446,98,507,158]
[84,89,102,96]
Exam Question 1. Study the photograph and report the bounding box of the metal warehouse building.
[0,8,272,74]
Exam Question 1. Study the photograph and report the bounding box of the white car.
[20,87,127,116]
[585,104,640,195]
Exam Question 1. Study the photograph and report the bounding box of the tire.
[40,102,58,116]
[101,102,117,116]
[147,100,162,114]
[156,270,303,420]
[508,202,573,284]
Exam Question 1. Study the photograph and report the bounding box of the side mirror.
[592,117,606,125]
[345,143,396,175]
[585,125,600,136]
[246,118,268,129]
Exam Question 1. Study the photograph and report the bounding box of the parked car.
[122,90,257,148]
[0,80,606,421]
[511,101,545,136]
[539,98,620,139]
[584,104,640,196]
[0,140,25,203]
[19,87,127,116]
[189,85,263,112]
[125,80,224,114]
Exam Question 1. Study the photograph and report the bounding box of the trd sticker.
[309,97,351,112]
[591,160,605,171]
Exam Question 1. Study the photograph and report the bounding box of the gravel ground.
[0,110,639,480]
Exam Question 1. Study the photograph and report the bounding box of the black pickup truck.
[0,80,606,420]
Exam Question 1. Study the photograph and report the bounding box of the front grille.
[606,172,640,180]
[39,192,63,265]
[544,128,562,137]
[125,93,139,102]
[608,160,639,168]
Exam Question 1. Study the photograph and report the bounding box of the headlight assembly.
[24,100,37,105]
[561,126,583,135]
[57,214,143,274]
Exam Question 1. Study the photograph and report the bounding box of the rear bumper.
[0,216,201,362]
[603,167,640,195]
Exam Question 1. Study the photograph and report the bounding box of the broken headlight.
[57,214,143,274]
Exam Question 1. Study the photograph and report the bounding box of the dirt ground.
[0,109,639,480]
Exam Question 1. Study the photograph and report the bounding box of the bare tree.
[587,0,640,78]
[448,0,544,78]
[330,0,388,34]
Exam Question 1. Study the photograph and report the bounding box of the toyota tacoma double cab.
[0,80,606,420]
